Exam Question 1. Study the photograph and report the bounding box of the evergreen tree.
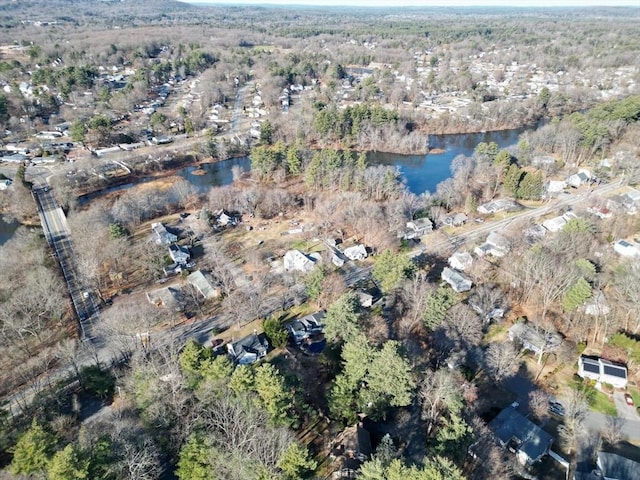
[423,287,457,330]
[47,444,89,480]
[11,420,56,476]
[324,292,363,343]
[277,442,317,479]
[254,363,295,427]
[176,434,213,480]
[372,249,415,293]
[517,171,544,200]
[562,277,592,311]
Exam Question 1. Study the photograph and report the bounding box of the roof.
[283,250,317,272]
[598,452,640,480]
[343,244,367,261]
[187,270,218,299]
[146,286,183,311]
[509,323,562,353]
[448,252,473,271]
[441,267,472,292]
[489,406,553,463]
[227,333,268,365]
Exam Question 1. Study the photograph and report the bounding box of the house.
[441,267,473,293]
[578,355,627,389]
[169,244,190,265]
[151,222,178,245]
[567,170,591,188]
[214,209,238,226]
[146,286,183,311]
[330,424,372,479]
[489,405,553,466]
[283,250,318,273]
[531,155,556,168]
[524,224,547,242]
[607,190,640,215]
[0,178,12,190]
[587,205,612,219]
[508,322,562,361]
[575,452,640,480]
[546,180,567,194]
[542,212,578,233]
[583,291,610,316]
[3,153,29,163]
[613,239,640,258]
[355,290,374,308]
[597,452,640,480]
[187,270,220,299]
[448,252,473,271]
[474,232,510,257]
[444,213,468,227]
[227,333,268,365]
[477,199,519,215]
[285,312,325,344]
[406,218,433,237]
[343,244,367,261]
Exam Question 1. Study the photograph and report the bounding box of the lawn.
[589,389,618,416]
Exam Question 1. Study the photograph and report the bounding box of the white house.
[477,199,518,215]
[284,250,318,273]
[542,212,577,233]
[441,267,472,293]
[546,180,567,194]
[567,169,591,188]
[578,355,627,389]
[448,252,473,271]
[0,179,12,190]
[474,232,510,257]
[613,239,640,258]
[169,244,190,265]
[343,244,367,261]
[406,218,433,236]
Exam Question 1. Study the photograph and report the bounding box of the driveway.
[613,391,640,421]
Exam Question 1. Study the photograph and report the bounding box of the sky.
[185,0,640,6]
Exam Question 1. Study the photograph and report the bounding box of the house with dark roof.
[489,406,553,466]
[578,355,627,388]
[227,333,269,365]
[574,452,640,480]
[169,244,190,265]
[285,312,325,344]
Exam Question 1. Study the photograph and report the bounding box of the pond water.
[0,217,19,245]
[367,126,533,195]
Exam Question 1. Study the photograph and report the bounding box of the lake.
[179,126,533,196]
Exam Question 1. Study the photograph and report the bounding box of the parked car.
[624,393,634,406]
[549,400,565,416]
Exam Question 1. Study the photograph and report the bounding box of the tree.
[323,292,362,343]
[517,171,544,200]
[485,342,520,383]
[70,120,87,143]
[502,164,522,196]
[47,444,89,480]
[558,389,588,454]
[304,265,326,306]
[372,249,415,293]
[328,373,358,425]
[176,434,213,480]
[433,412,472,460]
[423,287,457,330]
[150,112,167,132]
[263,316,289,349]
[254,363,295,427]
[277,442,317,479]
[259,120,275,145]
[419,369,462,436]
[562,277,592,312]
[11,420,56,476]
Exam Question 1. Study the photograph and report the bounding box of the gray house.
[489,405,553,466]
[508,322,562,363]
[441,267,473,293]
[169,244,190,265]
[227,333,269,365]
[151,222,177,245]
[285,312,325,344]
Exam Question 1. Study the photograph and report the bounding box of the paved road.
[420,180,623,253]
[32,185,98,336]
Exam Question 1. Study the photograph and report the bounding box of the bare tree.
[602,416,624,446]
[558,389,589,455]
[484,341,520,383]
[419,368,462,436]
[527,390,550,422]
